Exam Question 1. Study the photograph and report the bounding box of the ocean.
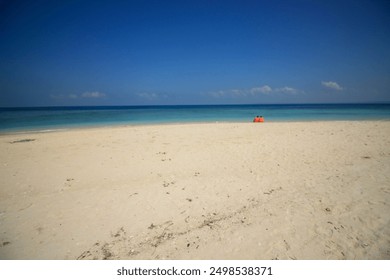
[1,103,390,133]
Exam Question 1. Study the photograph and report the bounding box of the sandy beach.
[0,121,389,260]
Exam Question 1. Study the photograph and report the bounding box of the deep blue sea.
[1,104,390,133]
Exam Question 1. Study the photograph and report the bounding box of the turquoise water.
[1,104,390,132]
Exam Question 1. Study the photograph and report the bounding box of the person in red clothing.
[253,116,264,122]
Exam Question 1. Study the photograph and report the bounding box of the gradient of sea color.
[1,104,390,132]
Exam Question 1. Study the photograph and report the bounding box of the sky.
[0,0,389,106]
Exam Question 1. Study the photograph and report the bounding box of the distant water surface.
[1,104,390,132]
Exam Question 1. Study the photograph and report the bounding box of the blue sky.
[0,0,389,106]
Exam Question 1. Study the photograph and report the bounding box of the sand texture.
[0,121,389,259]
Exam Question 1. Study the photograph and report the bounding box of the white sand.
[0,121,389,259]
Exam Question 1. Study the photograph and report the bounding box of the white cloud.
[321,81,343,91]
[81,91,106,98]
[50,91,107,100]
[210,85,302,98]
[231,89,244,95]
[137,92,159,100]
[250,85,272,95]
[210,86,273,98]
[274,87,299,94]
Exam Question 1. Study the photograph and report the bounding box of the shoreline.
[1,121,389,259]
[2,119,390,136]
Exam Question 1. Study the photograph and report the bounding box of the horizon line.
[2,101,390,109]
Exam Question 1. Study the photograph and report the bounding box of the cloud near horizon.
[274,87,299,94]
[50,91,106,100]
[210,85,302,98]
[136,92,171,101]
[249,85,272,95]
[321,81,343,91]
[81,91,106,98]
